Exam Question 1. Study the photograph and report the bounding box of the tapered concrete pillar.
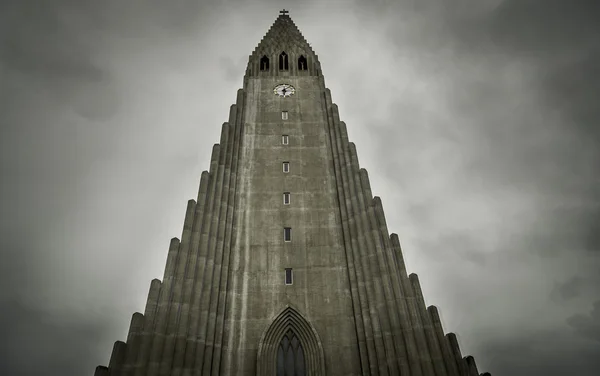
[146,238,180,376]
[447,333,469,376]
[134,279,162,375]
[108,340,127,375]
[94,366,109,376]
[410,274,447,376]
[465,356,480,376]
[324,89,375,373]
[428,306,460,376]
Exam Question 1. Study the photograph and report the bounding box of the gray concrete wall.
[222,75,361,375]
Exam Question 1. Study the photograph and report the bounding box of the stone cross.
[280,9,289,15]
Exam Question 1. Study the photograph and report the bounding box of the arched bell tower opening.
[298,55,307,71]
[279,51,289,70]
[257,306,326,376]
[260,55,270,71]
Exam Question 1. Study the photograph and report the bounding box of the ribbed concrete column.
[122,312,144,376]
[108,340,127,375]
[184,148,223,371]
[218,89,247,373]
[344,138,397,373]
[358,186,405,366]
[202,115,238,374]
[428,306,460,376]
[402,274,435,376]
[446,333,469,376]
[158,199,197,375]
[335,119,388,374]
[410,274,447,376]
[134,279,162,375]
[195,122,231,374]
[389,234,424,376]
[212,89,245,375]
[323,90,373,375]
[370,195,414,375]
[465,356,479,376]
[171,172,210,375]
[95,366,109,376]
[326,92,378,375]
[146,237,180,376]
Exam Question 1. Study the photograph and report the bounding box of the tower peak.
[245,9,320,77]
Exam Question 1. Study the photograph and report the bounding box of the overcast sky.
[1,0,599,375]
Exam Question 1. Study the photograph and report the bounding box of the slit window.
[284,227,291,242]
[283,192,290,205]
[279,51,289,70]
[298,55,307,71]
[283,162,289,173]
[282,135,289,145]
[260,55,269,71]
[282,111,288,120]
[285,268,293,285]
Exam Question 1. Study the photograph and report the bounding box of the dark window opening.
[283,162,289,173]
[298,55,307,71]
[284,268,293,285]
[276,329,305,375]
[284,227,291,242]
[283,192,290,204]
[279,52,289,70]
[260,55,270,71]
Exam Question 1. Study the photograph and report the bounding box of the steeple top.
[245,9,322,77]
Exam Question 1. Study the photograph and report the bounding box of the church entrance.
[256,306,325,375]
[276,329,306,376]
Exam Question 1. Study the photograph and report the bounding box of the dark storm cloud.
[567,300,600,342]
[479,327,600,376]
[551,276,585,302]
[0,298,111,376]
[1,0,599,375]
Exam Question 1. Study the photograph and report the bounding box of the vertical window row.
[281,108,291,285]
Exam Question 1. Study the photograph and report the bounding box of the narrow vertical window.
[282,135,289,145]
[283,192,290,205]
[282,162,289,173]
[282,111,288,120]
[279,51,289,70]
[284,227,291,242]
[285,268,293,285]
[298,55,307,71]
[260,55,270,71]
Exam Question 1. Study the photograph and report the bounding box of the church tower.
[95,10,490,376]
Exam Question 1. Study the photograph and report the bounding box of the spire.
[252,10,315,59]
[246,10,320,77]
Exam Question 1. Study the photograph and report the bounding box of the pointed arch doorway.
[257,306,326,376]
[277,329,306,375]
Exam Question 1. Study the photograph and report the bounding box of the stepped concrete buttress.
[95,11,491,376]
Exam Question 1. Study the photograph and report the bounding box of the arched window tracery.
[260,55,270,71]
[276,330,306,376]
[256,306,325,375]
[298,55,307,71]
[279,51,289,70]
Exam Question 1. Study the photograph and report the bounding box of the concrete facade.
[95,13,491,376]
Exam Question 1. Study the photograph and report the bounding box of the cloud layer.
[1,0,598,374]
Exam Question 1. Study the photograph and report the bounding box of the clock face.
[274,84,295,98]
